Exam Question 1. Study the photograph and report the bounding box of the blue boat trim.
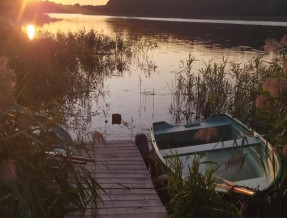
[150,113,282,193]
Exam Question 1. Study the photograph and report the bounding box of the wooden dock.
[76,140,167,218]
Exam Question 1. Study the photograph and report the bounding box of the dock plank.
[94,140,167,218]
[97,207,167,216]
[95,168,150,174]
[100,193,160,201]
[100,183,155,189]
[70,140,167,217]
[99,199,164,208]
[99,188,157,195]
[96,173,151,178]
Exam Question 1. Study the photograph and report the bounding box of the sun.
[27,25,36,40]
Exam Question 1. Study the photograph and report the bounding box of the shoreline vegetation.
[12,0,287,25]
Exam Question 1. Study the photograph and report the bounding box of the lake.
[29,13,287,141]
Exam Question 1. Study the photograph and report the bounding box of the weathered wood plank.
[70,173,152,180]
[96,173,151,178]
[92,140,167,218]
[100,193,160,201]
[96,177,153,184]
[94,147,139,151]
[95,164,148,170]
[95,152,142,157]
[95,151,143,155]
[99,199,164,208]
[94,160,146,165]
[100,183,155,189]
[95,168,149,174]
[94,156,144,161]
[97,206,167,215]
[94,141,135,147]
[104,140,134,144]
[99,188,157,195]
[97,213,166,218]
[95,150,139,155]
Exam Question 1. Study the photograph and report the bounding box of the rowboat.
[34,115,96,164]
[150,114,281,195]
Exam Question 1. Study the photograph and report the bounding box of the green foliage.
[0,56,101,217]
[255,35,287,144]
[166,155,240,218]
[0,106,101,218]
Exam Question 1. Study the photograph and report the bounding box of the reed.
[169,54,278,125]
[164,154,241,218]
[167,34,287,217]
[0,57,102,217]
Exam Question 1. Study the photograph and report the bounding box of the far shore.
[44,11,287,27]
[49,7,287,23]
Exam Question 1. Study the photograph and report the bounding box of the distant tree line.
[34,1,106,15]
[105,0,287,17]
[7,0,285,19]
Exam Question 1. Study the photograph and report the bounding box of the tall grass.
[164,155,240,218]
[0,57,102,217]
[166,34,287,217]
[0,108,102,217]
[170,55,279,124]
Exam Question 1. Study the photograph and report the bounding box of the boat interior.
[152,121,246,150]
[151,115,280,190]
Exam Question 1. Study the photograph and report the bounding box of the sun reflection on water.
[26,25,35,40]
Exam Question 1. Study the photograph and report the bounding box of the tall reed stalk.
[165,155,241,218]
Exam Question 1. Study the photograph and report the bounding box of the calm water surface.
[31,14,287,140]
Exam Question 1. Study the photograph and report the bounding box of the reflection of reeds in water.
[132,39,158,75]
[1,29,134,141]
[1,26,159,141]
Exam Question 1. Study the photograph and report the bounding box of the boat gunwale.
[159,136,261,158]
[150,113,282,192]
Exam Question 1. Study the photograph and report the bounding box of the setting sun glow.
[27,25,35,39]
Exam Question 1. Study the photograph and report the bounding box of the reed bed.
[161,34,287,218]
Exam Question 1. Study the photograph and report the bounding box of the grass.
[0,104,102,217]
[169,55,280,124]
[154,153,241,218]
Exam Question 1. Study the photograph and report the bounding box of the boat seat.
[160,136,261,157]
[155,122,233,150]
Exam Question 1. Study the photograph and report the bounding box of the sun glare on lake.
[27,25,35,40]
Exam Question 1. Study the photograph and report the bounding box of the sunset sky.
[48,0,109,6]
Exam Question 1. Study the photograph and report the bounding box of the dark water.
[29,14,287,140]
